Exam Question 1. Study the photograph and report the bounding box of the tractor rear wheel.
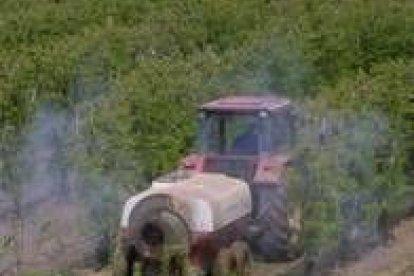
[252,185,303,261]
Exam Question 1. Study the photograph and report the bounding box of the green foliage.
[292,107,387,252]
[289,59,413,254]
[0,0,413,265]
[284,0,414,82]
[2,0,413,180]
[322,59,413,177]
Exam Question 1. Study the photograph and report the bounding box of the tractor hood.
[121,173,251,233]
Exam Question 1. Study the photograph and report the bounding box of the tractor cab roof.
[200,95,291,114]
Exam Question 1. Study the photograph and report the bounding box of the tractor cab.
[181,96,296,182]
[198,96,295,156]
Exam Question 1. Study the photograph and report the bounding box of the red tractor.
[115,95,303,275]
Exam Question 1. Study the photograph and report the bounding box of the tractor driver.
[231,122,259,155]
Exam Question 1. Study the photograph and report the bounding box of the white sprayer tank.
[121,172,252,233]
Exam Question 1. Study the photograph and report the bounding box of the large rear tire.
[252,185,303,261]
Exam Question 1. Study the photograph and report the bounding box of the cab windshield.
[197,111,295,156]
[198,112,266,155]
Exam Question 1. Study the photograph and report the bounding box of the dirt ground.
[333,218,414,276]
[81,218,414,276]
